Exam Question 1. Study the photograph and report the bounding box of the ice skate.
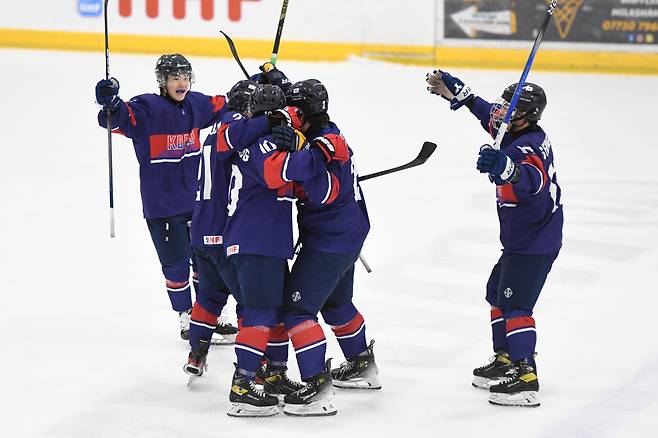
[472,351,514,389]
[227,364,279,417]
[261,364,304,403]
[179,309,191,341]
[488,359,540,407]
[211,320,238,345]
[331,340,381,389]
[184,339,210,387]
[284,359,337,417]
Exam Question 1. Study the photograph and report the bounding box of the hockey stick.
[493,0,559,150]
[104,0,116,238]
[270,0,289,65]
[358,141,437,182]
[219,30,250,79]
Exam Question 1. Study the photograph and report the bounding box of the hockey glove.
[426,70,474,111]
[260,62,291,91]
[95,78,121,112]
[313,134,350,164]
[476,145,520,185]
[272,125,296,152]
[268,106,304,130]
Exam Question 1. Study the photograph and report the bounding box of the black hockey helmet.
[252,84,286,115]
[284,79,328,116]
[226,79,259,114]
[155,54,194,87]
[502,82,546,123]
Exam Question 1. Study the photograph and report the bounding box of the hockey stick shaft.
[219,30,251,79]
[358,141,437,182]
[270,0,289,65]
[104,0,115,238]
[493,0,559,150]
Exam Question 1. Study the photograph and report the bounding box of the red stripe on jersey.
[191,302,219,326]
[149,129,200,160]
[288,320,326,349]
[166,279,188,288]
[112,128,127,136]
[331,312,364,337]
[210,95,226,113]
[506,316,536,332]
[236,325,269,351]
[323,134,350,163]
[490,307,503,321]
[268,323,289,343]
[324,173,340,205]
[496,183,518,204]
[216,124,231,152]
[264,151,289,189]
[124,102,137,126]
[521,154,549,191]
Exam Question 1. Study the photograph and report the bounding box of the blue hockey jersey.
[97,91,226,219]
[222,134,328,260]
[295,122,371,254]
[190,113,271,249]
[470,96,563,255]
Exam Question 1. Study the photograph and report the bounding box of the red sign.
[118,0,260,21]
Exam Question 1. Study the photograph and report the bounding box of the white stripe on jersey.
[295,339,327,354]
[334,322,365,340]
[282,153,292,182]
[321,171,332,204]
[524,162,545,195]
[151,149,202,164]
[506,327,536,337]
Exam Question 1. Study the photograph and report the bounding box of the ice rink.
[1,48,657,437]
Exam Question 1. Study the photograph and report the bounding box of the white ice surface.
[1,49,657,438]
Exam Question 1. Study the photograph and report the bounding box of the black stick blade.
[358,141,438,182]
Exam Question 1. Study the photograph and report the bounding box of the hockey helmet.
[284,79,328,116]
[155,54,195,87]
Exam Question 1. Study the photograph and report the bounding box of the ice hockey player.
[95,54,235,341]
[269,79,381,417]
[184,80,279,377]
[426,70,563,407]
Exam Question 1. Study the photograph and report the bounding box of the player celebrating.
[427,70,563,407]
[95,54,232,340]
[270,79,381,417]
[184,80,279,377]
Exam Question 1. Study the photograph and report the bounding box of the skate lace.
[338,358,357,373]
[248,380,268,397]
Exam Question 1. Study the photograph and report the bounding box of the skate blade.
[211,333,237,345]
[333,376,382,390]
[472,376,507,390]
[283,399,337,417]
[227,403,279,417]
[488,391,540,407]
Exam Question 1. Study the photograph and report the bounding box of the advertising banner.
[444,0,658,45]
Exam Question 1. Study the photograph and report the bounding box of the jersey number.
[227,164,243,216]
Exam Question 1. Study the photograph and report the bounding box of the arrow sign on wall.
[451,6,517,38]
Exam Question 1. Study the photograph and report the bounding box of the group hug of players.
[95,53,562,413]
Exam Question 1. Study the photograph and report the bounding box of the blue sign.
[78,0,103,17]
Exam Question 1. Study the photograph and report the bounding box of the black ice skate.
[488,359,540,407]
[211,320,238,345]
[184,339,210,377]
[261,364,304,403]
[472,351,514,389]
[283,359,337,417]
[227,364,279,417]
[331,340,382,389]
[179,309,191,340]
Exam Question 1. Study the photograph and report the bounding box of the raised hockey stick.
[270,0,289,65]
[219,30,251,79]
[104,0,116,238]
[493,0,559,150]
[358,141,437,182]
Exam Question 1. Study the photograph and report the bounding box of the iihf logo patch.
[504,287,513,299]
[291,291,302,302]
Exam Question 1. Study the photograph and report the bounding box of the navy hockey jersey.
[97,91,226,219]
[222,134,328,259]
[295,122,370,254]
[190,112,271,249]
[470,96,563,255]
